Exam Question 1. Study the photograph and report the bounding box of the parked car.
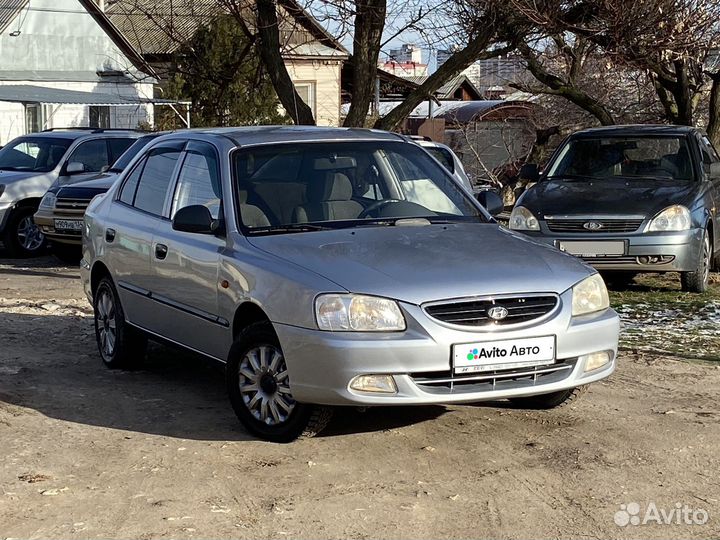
[510,125,720,292]
[411,137,473,191]
[34,133,164,262]
[81,126,620,442]
[0,129,140,257]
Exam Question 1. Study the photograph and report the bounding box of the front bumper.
[525,228,702,272]
[274,289,619,406]
[0,201,11,234]
[34,207,83,246]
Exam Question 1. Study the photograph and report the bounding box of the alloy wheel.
[16,215,45,252]
[96,289,117,358]
[238,345,296,426]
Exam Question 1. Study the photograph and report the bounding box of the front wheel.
[1,206,47,257]
[227,322,332,442]
[681,230,711,293]
[509,385,587,409]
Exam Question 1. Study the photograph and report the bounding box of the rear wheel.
[1,206,47,257]
[681,230,711,293]
[227,322,332,442]
[93,277,147,369]
[509,385,587,409]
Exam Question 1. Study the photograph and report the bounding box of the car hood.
[56,174,117,198]
[248,223,592,305]
[0,169,45,184]
[520,178,699,217]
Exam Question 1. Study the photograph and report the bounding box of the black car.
[510,125,720,292]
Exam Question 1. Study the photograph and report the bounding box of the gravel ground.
[1,255,719,539]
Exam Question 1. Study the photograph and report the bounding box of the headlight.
[39,192,57,209]
[508,206,540,231]
[572,274,610,316]
[647,205,691,232]
[315,294,406,331]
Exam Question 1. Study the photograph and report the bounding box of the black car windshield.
[0,137,72,172]
[108,135,158,172]
[233,141,484,232]
[546,136,695,181]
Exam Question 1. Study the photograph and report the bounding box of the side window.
[66,139,110,173]
[108,138,136,165]
[701,136,719,163]
[118,158,146,206]
[171,143,222,219]
[133,147,183,216]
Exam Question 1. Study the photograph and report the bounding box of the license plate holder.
[453,335,556,374]
[557,240,626,257]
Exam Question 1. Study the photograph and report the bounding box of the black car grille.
[424,295,558,327]
[55,197,91,214]
[546,219,643,233]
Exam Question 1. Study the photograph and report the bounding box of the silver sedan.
[80,127,620,442]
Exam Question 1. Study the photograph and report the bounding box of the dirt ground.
[1,254,719,540]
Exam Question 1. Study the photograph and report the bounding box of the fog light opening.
[581,351,612,372]
[349,374,397,394]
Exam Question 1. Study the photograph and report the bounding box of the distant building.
[388,44,423,64]
[378,61,428,78]
[436,46,460,69]
[464,55,529,98]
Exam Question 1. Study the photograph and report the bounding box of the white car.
[412,138,473,192]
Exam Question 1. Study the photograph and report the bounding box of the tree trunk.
[255,0,315,125]
[343,0,387,127]
[375,38,510,131]
[671,59,694,126]
[709,73,720,149]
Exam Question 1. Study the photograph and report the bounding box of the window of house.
[89,106,111,129]
[294,82,316,118]
[25,104,42,133]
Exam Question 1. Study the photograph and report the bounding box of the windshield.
[109,135,158,172]
[0,137,72,173]
[233,141,484,233]
[547,136,695,181]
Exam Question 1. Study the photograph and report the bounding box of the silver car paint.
[81,127,619,407]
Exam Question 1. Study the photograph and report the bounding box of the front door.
[148,141,228,359]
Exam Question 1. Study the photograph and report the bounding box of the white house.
[0,0,157,144]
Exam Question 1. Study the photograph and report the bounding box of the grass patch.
[608,272,720,362]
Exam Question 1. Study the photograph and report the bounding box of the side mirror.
[100,164,110,173]
[172,205,221,234]
[66,162,86,175]
[518,163,540,182]
[476,190,504,216]
[709,162,720,179]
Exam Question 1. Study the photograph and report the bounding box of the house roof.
[404,74,482,100]
[0,84,185,105]
[0,0,27,35]
[105,0,348,58]
[432,100,536,123]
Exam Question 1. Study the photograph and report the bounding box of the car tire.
[1,206,47,258]
[51,243,82,265]
[509,385,588,410]
[681,229,711,293]
[226,322,333,442]
[93,277,147,369]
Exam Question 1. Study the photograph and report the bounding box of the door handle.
[105,228,116,242]
[155,243,168,260]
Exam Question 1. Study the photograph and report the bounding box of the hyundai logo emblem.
[583,221,604,230]
[487,306,509,320]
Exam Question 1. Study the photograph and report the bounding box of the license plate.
[558,240,625,257]
[453,336,556,374]
[54,219,83,231]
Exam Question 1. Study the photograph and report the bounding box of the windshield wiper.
[247,223,332,235]
[546,174,596,181]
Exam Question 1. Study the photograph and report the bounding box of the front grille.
[546,218,643,233]
[411,360,575,394]
[55,197,91,215]
[425,295,558,327]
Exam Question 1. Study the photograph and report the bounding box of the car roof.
[158,125,407,146]
[17,129,143,141]
[572,124,701,138]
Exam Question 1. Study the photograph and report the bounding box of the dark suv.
[0,129,140,256]
[511,125,720,292]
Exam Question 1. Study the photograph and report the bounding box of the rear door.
[105,140,185,329]
[147,140,228,359]
[699,135,720,250]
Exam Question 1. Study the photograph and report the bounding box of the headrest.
[309,173,352,202]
